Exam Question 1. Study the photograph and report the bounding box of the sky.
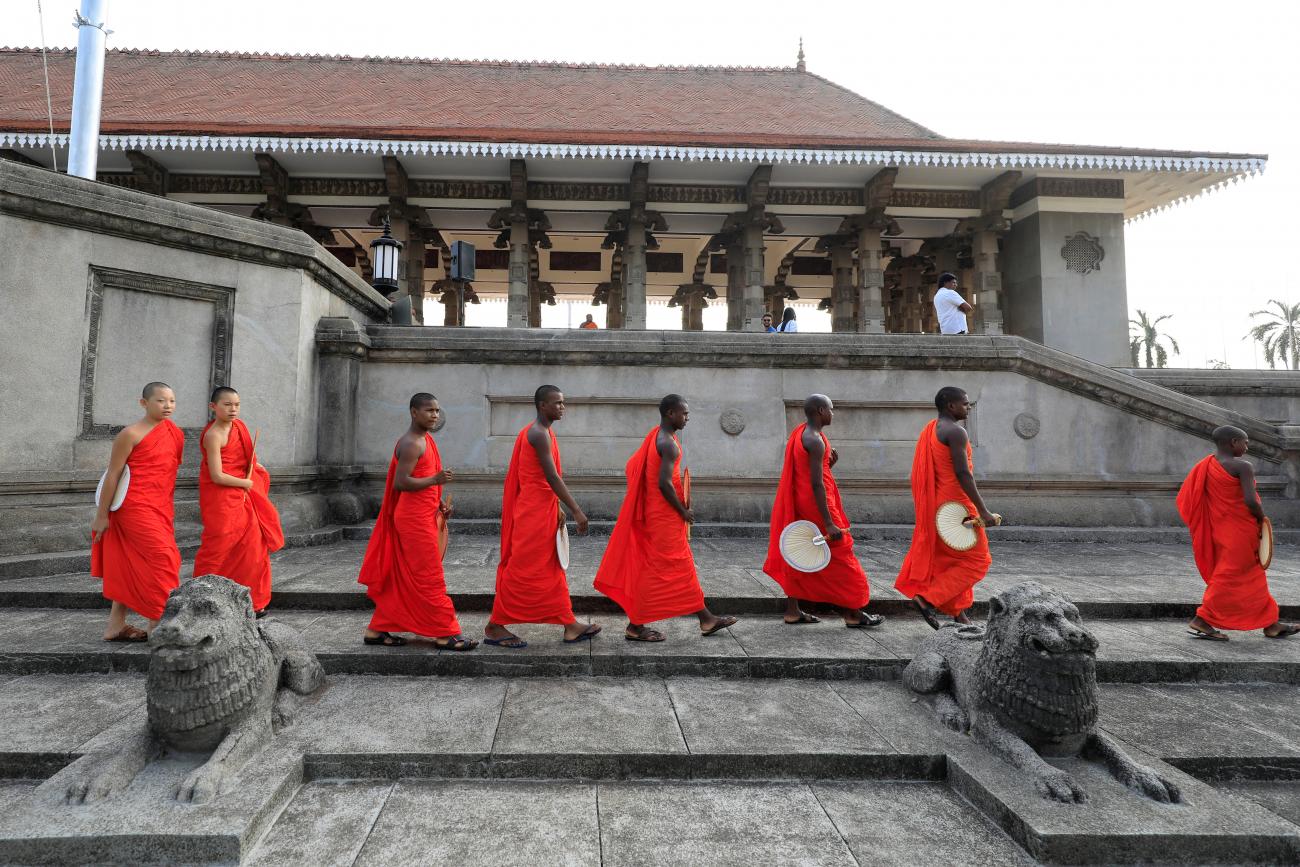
[6,0,1298,368]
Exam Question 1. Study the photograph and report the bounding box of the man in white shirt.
[933,272,972,335]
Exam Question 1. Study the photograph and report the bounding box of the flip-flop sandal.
[625,628,666,642]
[1186,627,1229,642]
[363,632,408,647]
[846,613,885,629]
[484,636,529,649]
[563,624,602,644]
[701,616,738,636]
[105,625,148,643]
[1266,624,1300,639]
[783,613,821,625]
[435,636,479,652]
[912,597,942,631]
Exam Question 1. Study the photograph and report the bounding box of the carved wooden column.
[822,237,856,332]
[623,215,647,330]
[971,230,1004,335]
[507,217,530,328]
[671,284,711,331]
[740,221,767,332]
[857,228,886,333]
[724,239,745,331]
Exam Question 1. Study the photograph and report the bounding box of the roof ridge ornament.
[796,38,806,72]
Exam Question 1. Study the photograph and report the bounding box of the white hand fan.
[94,466,130,512]
[1259,517,1273,571]
[556,521,570,570]
[779,520,831,572]
[935,501,980,551]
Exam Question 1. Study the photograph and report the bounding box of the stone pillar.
[314,317,369,467]
[829,242,856,332]
[622,216,647,330]
[857,227,886,333]
[971,230,1004,335]
[607,248,625,329]
[405,230,426,325]
[725,241,744,331]
[740,223,766,331]
[507,218,530,328]
[682,291,705,331]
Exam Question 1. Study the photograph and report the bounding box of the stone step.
[5,608,1300,685]
[2,675,1298,864]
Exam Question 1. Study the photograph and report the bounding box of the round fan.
[556,521,570,571]
[779,520,831,572]
[94,466,130,512]
[935,501,979,551]
[435,493,452,561]
[1260,517,1274,571]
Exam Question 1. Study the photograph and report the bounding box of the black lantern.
[369,219,402,294]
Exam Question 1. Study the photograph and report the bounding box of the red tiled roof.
[0,48,943,148]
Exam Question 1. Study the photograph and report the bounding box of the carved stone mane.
[147,630,273,735]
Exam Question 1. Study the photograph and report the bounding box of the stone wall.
[317,326,1299,529]
[0,161,385,555]
[1126,368,1300,425]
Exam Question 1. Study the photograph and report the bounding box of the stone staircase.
[1,535,1299,864]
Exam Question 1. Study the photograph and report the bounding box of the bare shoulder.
[201,423,229,449]
[1218,455,1252,477]
[116,421,150,449]
[936,418,968,446]
[525,423,548,447]
[802,427,825,453]
[656,428,679,456]
[397,431,427,458]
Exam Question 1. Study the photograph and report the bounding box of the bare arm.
[529,426,588,532]
[957,301,973,313]
[203,427,253,490]
[392,436,450,492]
[1228,458,1266,522]
[803,430,844,541]
[657,431,691,522]
[91,427,141,535]
[941,424,995,525]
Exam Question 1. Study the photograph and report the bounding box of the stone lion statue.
[904,580,1181,804]
[46,575,325,805]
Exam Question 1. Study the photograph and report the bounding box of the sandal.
[105,625,148,643]
[912,596,942,631]
[484,635,529,649]
[625,627,666,642]
[701,615,738,636]
[1186,625,1229,642]
[1265,623,1300,639]
[562,624,602,644]
[846,613,885,629]
[783,613,821,625]
[363,632,408,647]
[435,636,479,652]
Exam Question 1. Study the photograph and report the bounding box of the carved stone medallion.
[1061,232,1104,275]
[719,408,746,436]
[1013,412,1041,440]
[432,411,447,433]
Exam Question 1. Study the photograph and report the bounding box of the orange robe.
[492,425,574,625]
[594,428,706,623]
[894,419,992,616]
[762,424,871,609]
[358,433,461,638]
[194,419,284,611]
[1177,454,1277,631]
[90,419,184,620]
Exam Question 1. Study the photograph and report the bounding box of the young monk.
[486,385,602,648]
[763,394,884,628]
[357,393,477,651]
[895,386,998,629]
[90,381,184,641]
[1178,425,1298,641]
[193,387,284,615]
[594,395,739,641]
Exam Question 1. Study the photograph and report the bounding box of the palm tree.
[1246,300,1300,370]
[1129,310,1180,368]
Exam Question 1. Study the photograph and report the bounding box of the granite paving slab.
[244,780,392,867]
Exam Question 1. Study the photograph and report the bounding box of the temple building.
[0,47,1265,365]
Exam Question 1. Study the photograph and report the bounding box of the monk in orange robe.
[358,393,477,650]
[486,385,602,648]
[594,395,738,641]
[895,386,998,629]
[1178,425,1298,641]
[194,387,284,614]
[90,381,184,640]
[763,394,883,628]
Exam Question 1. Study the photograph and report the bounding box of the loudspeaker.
[450,240,476,281]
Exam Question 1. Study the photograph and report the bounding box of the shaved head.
[1212,425,1247,447]
[535,384,562,408]
[803,394,832,418]
[410,392,436,409]
[934,386,967,413]
[659,393,687,417]
[209,386,237,404]
[142,381,171,399]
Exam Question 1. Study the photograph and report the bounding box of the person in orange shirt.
[358,393,477,651]
[894,386,997,629]
[486,385,602,648]
[90,382,184,641]
[579,314,599,330]
[762,394,883,628]
[193,387,284,615]
[594,395,738,641]
[1178,425,1298,641]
